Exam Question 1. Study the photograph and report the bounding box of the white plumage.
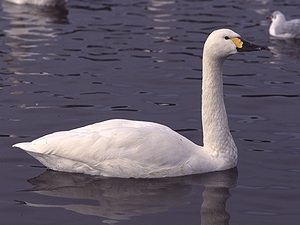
[13,29,265,178]
[4,0,68,7]
[268,11,300,38]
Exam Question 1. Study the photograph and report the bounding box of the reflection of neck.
[200,186,231,225]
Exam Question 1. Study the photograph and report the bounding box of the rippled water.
[1,0,300,224]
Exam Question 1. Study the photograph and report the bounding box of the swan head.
[204,29,266,60]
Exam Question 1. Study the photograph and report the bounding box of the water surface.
[1,0,300,224]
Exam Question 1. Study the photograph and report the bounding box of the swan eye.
[224,36,230,40]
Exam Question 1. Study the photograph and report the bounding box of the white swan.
[13,29,265,178]
[4,0,68,7]
[268,11,300,38]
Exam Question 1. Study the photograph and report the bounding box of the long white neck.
[201,52,237,159]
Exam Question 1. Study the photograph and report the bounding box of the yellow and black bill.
[230,37,267,52]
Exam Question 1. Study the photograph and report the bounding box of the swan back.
[14,119,210,178]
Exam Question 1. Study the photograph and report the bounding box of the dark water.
[1,0,300,224]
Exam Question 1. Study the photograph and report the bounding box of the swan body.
[14,119,218,178]
[13,29,265,178]
[268,11,300,38]
[4,0,68,7]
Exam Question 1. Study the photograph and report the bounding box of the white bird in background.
[13,29,265,178]
[4,0,68,7]
[268,11,300,38]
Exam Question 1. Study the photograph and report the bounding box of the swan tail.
[13,142,36,153]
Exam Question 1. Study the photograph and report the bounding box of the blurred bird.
[268,11,300,38]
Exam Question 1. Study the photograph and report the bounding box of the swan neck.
[201,53,236,156]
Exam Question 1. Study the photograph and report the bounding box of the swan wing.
[13,119,202,178]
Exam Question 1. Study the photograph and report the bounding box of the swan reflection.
[2,1,68,63]
[21,168,237,224]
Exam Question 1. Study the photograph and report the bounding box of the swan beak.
[230,37,267,52]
